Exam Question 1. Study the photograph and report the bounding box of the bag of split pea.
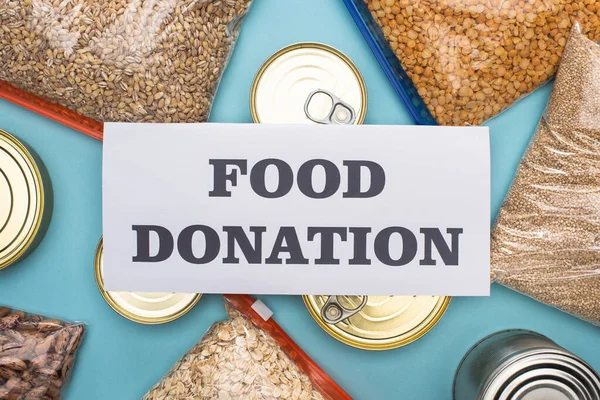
[364,0,600,125]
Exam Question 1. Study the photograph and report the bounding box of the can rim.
[0,129,45,271]
[302,295,450,351]
[452,329,555,400]
[491,353,600,400]
[94,237,202,324]
[250,42,368,124]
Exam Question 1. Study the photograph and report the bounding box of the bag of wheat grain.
[0,0,251,129]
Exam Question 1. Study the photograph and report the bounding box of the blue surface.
[0,0,598,399]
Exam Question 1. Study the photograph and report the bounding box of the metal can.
[94,237,201,324]
[303,295,450,350]
[250,43,367,124]
[0,129,51,271]
[454,329,600,400]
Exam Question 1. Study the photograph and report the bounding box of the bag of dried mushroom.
[0,306,85,400]
[143,295,352,400]
[365,0,600,125]
[491,23,600,325]
[0,0,251,126]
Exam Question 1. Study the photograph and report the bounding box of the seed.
[0,307,85,399]
[491,24,600,325]
[365,0,600,125]
[0,0,252,124]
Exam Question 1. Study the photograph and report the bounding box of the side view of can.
[0,129,52,271]
[454,329,600,400]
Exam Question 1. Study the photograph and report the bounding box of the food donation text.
[132,158,463,267]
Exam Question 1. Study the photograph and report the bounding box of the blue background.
[0,0,599,399]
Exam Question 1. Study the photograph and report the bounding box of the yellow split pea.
[366,0,600,125]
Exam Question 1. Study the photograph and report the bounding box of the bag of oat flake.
[143,295,352,400]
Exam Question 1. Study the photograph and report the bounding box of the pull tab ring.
[321,295,368,324]
[304,89,357,125]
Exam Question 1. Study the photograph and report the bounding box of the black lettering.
[177,225,220,264]
[250,159,293,198]
[297,159,340,199]
[307,227,347,264]
[343,161,386,198]
[419,228,463,266]
[222,226,266,264]
[209,159,247,197]
[374,227,417,266]
[349,227,371,265]
[132,225,174,262]
[265,227,308,264]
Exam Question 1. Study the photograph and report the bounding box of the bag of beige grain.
[0,0,252,138]
[491,23,600,325]
[363,0,600,125]
[142,295,352,400]
[0,306,85,400]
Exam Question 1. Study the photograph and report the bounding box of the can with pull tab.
[303,295,450,350]
[250,43,367,124]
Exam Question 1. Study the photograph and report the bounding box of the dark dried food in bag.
[0,306,85,400]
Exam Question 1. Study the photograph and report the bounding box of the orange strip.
[0,80,104,141]
[224,294,354,400]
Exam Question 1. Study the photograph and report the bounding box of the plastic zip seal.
[0,80,104,140]
[224,294,353,400]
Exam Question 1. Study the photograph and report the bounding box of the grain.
[0,0,251,123]
[143,304,326,400]
[0,308,85,400]
[491,24,600,325]
[365,0,600,125]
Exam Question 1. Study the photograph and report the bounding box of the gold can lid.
[250,42,367,124]
[0,129,45,271]
[303,295,450,350]
[94,237,201,324]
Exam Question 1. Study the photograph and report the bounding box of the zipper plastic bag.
[491,23,600,325]
[357,0,600,125]
[0,0,252,140]
[143,295,352,400]
[0,306,85,400]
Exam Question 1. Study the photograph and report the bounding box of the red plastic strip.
[224,294,353,400]
[0,80,104,141]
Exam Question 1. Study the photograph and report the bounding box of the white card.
[103,123,490,295]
